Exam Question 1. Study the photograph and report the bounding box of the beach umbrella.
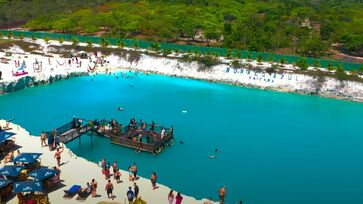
[0,165,25,177]
[12,153,42,164]
[0,178,12,188]
[28,168,58,181]
[0,131,16,144]
[13,180,43,193]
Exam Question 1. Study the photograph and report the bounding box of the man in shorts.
[105,180,114,199]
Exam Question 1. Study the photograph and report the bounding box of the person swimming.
[117,107,124,111]
[208,155,216,159]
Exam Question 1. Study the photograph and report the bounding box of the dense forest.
[1,0,363,58]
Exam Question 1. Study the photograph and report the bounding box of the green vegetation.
[11,0,362,59]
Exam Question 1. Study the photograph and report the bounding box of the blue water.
[1,73,363,204]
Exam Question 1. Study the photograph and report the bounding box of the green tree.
[44,36,50,44]
[231,60,241,68]
[71,37,79,46]
[86,41,93,48]
[58,37,64,44]
[279,58,286,66]
[150,43,161,51]
[327,63,335,71]
[162,49,172,57]
[236,52,241,58]
[31,35,36,41]
[18,34,24,40]
[335,65,347,80]
[296,58,309,71]
[133,42,139,50]
[226,49,232,58]
[313,60,321,69]
[100,38,110,47]
[117,41,125,48]
[256,55,263,64]
[7,32,13,39]
[247,54,253,61]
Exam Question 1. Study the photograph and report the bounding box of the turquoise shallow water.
[1,73,363,204]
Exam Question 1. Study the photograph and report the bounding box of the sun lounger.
[63,185,81,199]
[76,189,90,201]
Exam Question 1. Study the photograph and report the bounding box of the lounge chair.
[63,185,81,199]
[76,188,90,201]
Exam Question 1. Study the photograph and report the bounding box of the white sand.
[0,120,214,204]
[1,37,362,102]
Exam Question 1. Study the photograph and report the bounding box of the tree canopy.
[1,0,363,59]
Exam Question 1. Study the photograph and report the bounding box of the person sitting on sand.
[54,146,64,167]
[4,150,14,163]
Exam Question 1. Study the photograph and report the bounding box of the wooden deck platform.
[46,118,174,154]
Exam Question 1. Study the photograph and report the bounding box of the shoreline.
[0,37,362,103]
[0,120,214,204]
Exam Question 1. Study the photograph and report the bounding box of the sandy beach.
[0,37,363,102]
[0,120,214,204]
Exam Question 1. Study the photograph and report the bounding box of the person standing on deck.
[54,145,64,167]
[219,186,226,204]
[72,116,77,128]
[55,134,60,148]
[161,128,166,140]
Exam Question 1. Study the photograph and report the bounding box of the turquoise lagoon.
[0,73,363,204]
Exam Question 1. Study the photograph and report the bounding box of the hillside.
[1,0,363,60]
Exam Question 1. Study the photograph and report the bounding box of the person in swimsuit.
[91,179,97,197]
[105,180,114,199]
[40,132,47,147]
[168,190,175,204]
[115,169,121,183]
[175,192,183,204]
[54,146,64,167]
[151,171,157,190]
[132,162,137,179]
